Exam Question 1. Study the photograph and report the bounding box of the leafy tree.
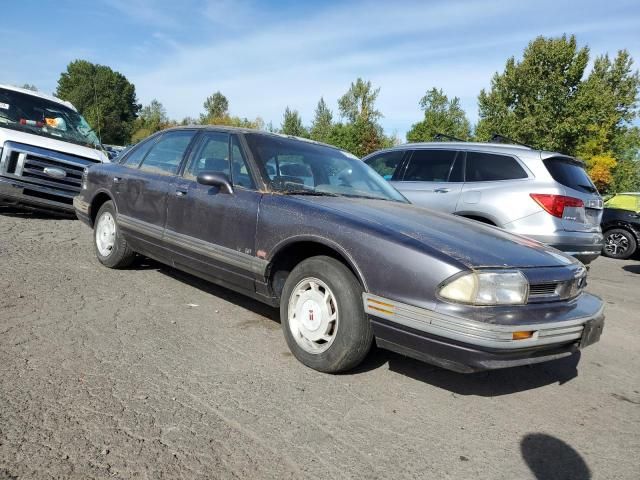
[476,35,640,193]
[406,88,471,142]
[309,97,333,143]
[21,83,38,91]
[56,60,140,145]
[280,107,307,137]
[201,91,229,122]
[338,78,382,123]
[131,99,170,142]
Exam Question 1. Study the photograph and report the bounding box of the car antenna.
[433,133,465,142]
[490,133,532,148]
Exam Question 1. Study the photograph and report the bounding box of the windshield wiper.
[578,184,597,193]
[281,189,339,197]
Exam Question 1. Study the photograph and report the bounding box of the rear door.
[393,149,463,212]
[115,130,197,250]
[543,157,603,233]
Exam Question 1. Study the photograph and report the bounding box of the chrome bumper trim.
[363,293,604,350]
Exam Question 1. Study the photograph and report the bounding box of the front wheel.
[280,256,373,373]
[603,228,637,259]
[94,201,136,268]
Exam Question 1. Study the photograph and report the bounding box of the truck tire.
[280,256,373,373]
[94,201,135,268]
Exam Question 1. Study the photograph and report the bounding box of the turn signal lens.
[512,331,534,340]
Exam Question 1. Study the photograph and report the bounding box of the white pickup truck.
[0,84,109,213]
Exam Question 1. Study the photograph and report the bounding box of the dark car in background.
[601,193,640,259]
[74,127,604,374]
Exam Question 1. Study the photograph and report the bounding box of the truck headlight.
[438,270,529,305]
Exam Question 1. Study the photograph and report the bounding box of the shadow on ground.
[521,433,591,480]
[0,204,75,220]
[622,264,640,274]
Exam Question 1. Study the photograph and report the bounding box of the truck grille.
[0,141,102,204]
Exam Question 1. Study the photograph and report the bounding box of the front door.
[164,132,263,292]
[393,149,463,212]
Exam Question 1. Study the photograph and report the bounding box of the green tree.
[406,88,471,142]
[309,97,333,143]
[201,91,229,122]
[338,78,382,123]
[56,59,140,145]
[131,99,170,142]
[21,83,38,91]
[280,107,307,137]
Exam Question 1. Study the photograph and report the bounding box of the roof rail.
[433,133,466,142]
[490,133,532,149]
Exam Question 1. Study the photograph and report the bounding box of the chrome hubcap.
[96,212,116,257]
[288,278,338,354]
[604,233,629,256]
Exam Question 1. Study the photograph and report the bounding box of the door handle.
[175,189,188,197]
[434,188,450,193]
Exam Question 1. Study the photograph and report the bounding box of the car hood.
[294,196,576,269]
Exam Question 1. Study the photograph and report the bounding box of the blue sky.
[3,0,640,139]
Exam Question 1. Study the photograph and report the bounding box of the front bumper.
[364,293,604,373]
[0,176,75,212]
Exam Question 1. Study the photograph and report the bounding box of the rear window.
[544,157,597,194]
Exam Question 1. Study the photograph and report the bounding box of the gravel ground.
[0,206,639,480]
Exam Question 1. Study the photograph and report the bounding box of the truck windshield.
[244,133,408,203]
[0,87,101,149]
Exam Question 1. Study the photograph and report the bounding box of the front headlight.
[439,270,529,305]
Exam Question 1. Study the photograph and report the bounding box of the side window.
[466,152,528,182]
[185,132,230,180]
[230,136,255,189]
[122,138,155,168]
[365,151,404,180]
[139,131,195,176]
[403,150,457,182]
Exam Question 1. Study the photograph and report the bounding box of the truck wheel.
[280,256,373,373]
[94,201,135,268]
[603,228,636,259]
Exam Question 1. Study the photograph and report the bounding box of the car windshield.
[244,133,407,203]
[0,87,101,149]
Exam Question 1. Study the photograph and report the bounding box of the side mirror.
[196,171,233,194]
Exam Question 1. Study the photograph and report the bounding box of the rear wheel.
[280,256,373,373]
[94,201,135,268]
[603,228,637,259]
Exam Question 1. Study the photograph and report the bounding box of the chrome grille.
[0,141,101,199]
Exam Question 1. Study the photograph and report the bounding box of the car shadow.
[135,256,579,395]
[622,264,640,274]
[351,347,580,397]
[521,433,591,479]
[0,204,75,220]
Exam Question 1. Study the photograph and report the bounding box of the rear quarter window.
[543,157,597,194]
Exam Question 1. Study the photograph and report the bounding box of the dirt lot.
[0,206,639,480]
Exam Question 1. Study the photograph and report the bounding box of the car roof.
[0,83,77,111]
[376,141,534,155]
[162,125,352,155]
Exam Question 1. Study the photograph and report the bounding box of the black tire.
[602,228,637,260]
[94,201,135,268]
[280,256,373,373]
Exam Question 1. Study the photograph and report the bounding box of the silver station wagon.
[363,142,604,264]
